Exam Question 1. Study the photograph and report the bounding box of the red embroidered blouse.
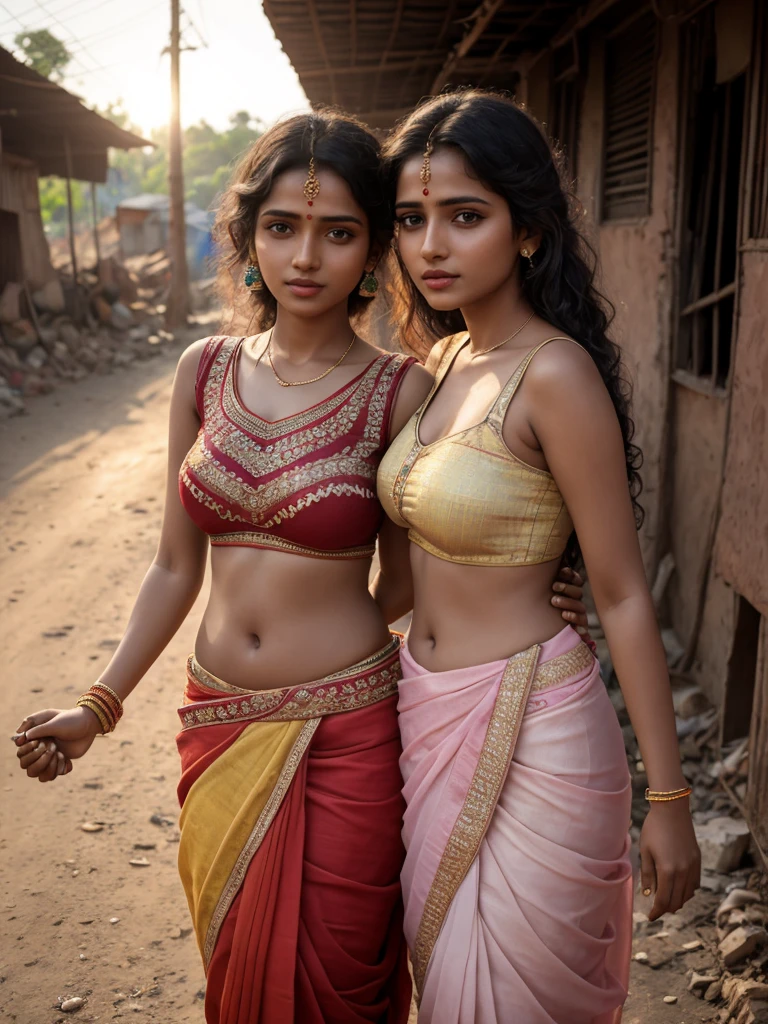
[179,336,415,559]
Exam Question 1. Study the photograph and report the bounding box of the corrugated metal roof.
[0,45,152,182]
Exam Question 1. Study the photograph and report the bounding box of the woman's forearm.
[599,593,687,792]
[370,569,413,626]
[90,560,205,702]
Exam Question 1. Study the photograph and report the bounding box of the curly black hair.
[214,108,391,333]
[381,89,644,544]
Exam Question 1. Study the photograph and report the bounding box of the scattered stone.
[60,996,85,1011]
[696,816,752,874]
[0,282,22,323]
[662,995,678,1004]
[633,951,649,962]
[33,279,65,313]
[705,978,723,1001]
[683,939,704,950]
[109,916,120,924]
[689,971,720,993]
[133,843,156,851]
[80,822,104,833]
[717,890,762,926]
[719,925,768,967]
[672,684,711,719]
[150,813,174,828]
[129,857,150,867]
[25,346,47,370]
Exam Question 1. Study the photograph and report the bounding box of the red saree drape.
[175,640,411,1024]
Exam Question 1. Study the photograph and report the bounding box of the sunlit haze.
[0,0,309,136]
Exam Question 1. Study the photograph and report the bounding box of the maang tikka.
[303,120,320,218]
[420,121,443,196]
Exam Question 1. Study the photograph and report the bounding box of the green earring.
[244,259,263,292]
[358,270,378,299]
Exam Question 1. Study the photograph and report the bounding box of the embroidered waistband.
[179,636,403,730]
[528,641,595,692]
[209,531,376,560]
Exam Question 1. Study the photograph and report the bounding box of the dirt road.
[1,347,207,1022]
[1,347,719,1023]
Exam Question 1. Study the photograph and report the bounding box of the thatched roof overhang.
[263,0,586,128]
[0,45,152,182]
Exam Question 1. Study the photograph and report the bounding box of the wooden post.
[91,181,102,275]
[63,136,81,321]
[165,0,190,328]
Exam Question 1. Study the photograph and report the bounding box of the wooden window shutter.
[602,10,657,221]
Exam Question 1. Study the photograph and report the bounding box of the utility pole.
[165,0,190,328]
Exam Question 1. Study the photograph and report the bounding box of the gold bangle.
[86,691,117,730]
[90,683,123,722]
[77,696,110,734]
[92,681,123,713]
[645,786,692,802]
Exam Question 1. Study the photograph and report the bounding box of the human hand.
[551,566,591,639]
[640,800,701,921]
[12,706,102,781]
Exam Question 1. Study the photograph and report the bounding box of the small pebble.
[662,995,677,1004]
[129,857,150,868]
[61,996,85,1011]
[682,939,703,950]
[633,951,649,962]
[109,916,120,924]
[80,822,103,833]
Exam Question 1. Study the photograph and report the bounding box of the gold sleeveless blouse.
[377,334,575,566]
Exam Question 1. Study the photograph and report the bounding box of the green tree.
[14,29,71,81]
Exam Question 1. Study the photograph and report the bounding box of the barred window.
[675,8,746,391]
[601,10,657,221]
[746,2,768,239]
[550,39,582,181]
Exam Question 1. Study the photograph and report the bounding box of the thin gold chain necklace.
[267,327,357,387]
[468,311,536,359]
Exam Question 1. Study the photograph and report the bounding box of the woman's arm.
[14,339,210,779]
[523,341,700,920]
[370,359,433,622]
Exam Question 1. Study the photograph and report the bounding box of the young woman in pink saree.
[379,91,701,1023]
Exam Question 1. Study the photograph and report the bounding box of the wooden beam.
[372,0,406,108]
[350,0,356,66]
[300,56,444,79]
[431,0,506,94]
[63,135,81,321]
[306,0,337,104]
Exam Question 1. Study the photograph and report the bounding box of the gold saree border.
[411,644,541,997]
[179,637,402,729]
[202,717,320,967]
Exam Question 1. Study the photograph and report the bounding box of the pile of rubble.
[0,252,214,420]
[594,602,767,1021]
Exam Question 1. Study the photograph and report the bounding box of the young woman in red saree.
[13,107,592,1023]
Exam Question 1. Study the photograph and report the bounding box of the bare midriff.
[193,546,389,692]
[407,546,566,672]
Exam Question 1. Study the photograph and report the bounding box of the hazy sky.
[0,0,309,136]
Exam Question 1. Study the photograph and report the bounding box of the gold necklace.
[468,311,536,359]
[267,328,357,387]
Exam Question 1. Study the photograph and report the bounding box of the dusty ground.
[0,349,722,1023]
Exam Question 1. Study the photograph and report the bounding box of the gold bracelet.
[645,786,692,803]
[92,681,122,710]
[77,696,110,734]
[91,682,123,722]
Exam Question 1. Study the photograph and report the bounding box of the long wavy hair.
[381,89,644,538]
[214,109,391,333]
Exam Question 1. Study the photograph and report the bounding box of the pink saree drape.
[398,625,633,1024]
